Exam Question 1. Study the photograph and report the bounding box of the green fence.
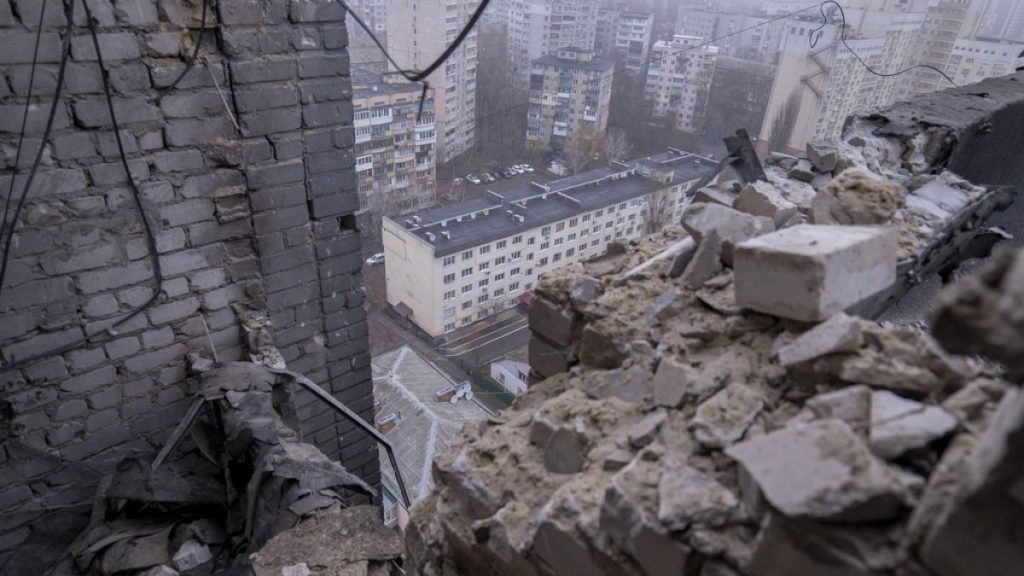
[470,372,516,407]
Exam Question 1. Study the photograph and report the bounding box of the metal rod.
[151,397,205,472]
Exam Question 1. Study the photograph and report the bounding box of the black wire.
[156,0,210,98]
[0,0,75,299]
[1,0,165,372]
[0,0,48,253]
[810,0,957,86]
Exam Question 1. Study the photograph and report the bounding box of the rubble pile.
[46,361,400,576]
[406,117,1024,575]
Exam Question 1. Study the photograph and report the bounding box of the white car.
[521,164,535,173]
[365,253,385,265]
[466,174,481,185]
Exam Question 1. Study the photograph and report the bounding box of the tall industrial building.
[507,0,600,94]
[387,0,479,162]
[644,34,720,134]
[526,48,615,152]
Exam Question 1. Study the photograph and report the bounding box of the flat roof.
[533,52,616,72]
[351,66,423,99]
[390,150,718,257]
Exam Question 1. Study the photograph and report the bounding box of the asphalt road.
[438,310,530,369]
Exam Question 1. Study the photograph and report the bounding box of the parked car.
[501,167,515,178]
[365,253,385,265]
[481,173,494,183]
[521,164,535,173]
[510,165,524,174]
[466,174,481,184]
[489,171,503,180]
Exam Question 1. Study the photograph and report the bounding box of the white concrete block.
[734,224,898,322]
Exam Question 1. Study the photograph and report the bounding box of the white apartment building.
[387,0,478,162]
[595,8,654,77]
[675,7,786,64]
[383,149,713,337]
[946,37,1024,85]
[526,48,615,152]
[645,35,720,134]
[507,0,600,94]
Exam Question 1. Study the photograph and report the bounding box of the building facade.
[675,7,786,64]
[946,37,1024,85]
[352,69,437,214]
[526,48,615,152]
[595,8,654,77]
[508,0,600,94]
[382,149,713,336]
[386,0,478,162]
[644,34,720,134]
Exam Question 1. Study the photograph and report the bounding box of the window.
[510,251,521,260]
[462,250,473,260]
[462,267,473,277]
[553,253,562,262]
[494,272,505,281]
[478,279,489,287]
[509,282,520,292]
[461,301,472,310]
[494,288,505,297]
[619,203,626,210]
[596,209,604,217]
[554,237,564,246]
[568,233,577,241]
[581,229,589,237]
[444,273,455,284]
[541,225,551,235]
[628,213,636,221]
[443,255,456,266]
[528,237,536,245]
[462,317,471,326]
[461,284,472,294]
[444,307,455,318]
[525,282,533,290]
[592,225,600,233]
[478,262,489,272]
[510,267,521,276]
[605,221,613,229]
[583,214,591,222]
[479,245,491,254]
[591,239,600,247]
[496,240,507,249]
[513,235,523,244]
[539,257,549,266]
[527,253,534,260]
[495,256,506,265]
[626,226,634,235]
[444,290,456,301]
[445,322,456,332]
[569,217,578,227]
[566,248,575,257]
[555,222,565,232]
[478,295,489,304]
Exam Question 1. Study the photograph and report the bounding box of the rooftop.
[388,149,718,257]
[351,66,425,99]
[372,346,489,503]
[533,49,616,72]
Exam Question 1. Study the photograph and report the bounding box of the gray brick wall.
[0,0,375,568]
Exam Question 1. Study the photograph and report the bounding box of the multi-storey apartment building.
[352,68,437,214]
[526,48,615,152]
[676,7,786,64]
[978,0,1024,43]
[387,0,478,162]
[945,37,1024,85]
[595,8,654,77]
[644,34,720,134]
[382,149,713,336]
[508,0,600,94]
[911,0,972,96]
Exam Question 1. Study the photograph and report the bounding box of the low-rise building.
[489,349,530,395]
[382,149,714,337]
[352,68,437,214]
[526,47,615,153]
[946,37,1024,86]
[645,34,720,134]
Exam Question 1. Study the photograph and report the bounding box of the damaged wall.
[407,73,1024,576]
[0,0,376,569]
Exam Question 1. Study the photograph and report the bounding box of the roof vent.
[426,232,436,241]
[441,230,451,240]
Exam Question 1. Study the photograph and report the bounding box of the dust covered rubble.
[406,125,1022,576]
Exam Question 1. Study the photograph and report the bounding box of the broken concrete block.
[532,520,606,576]
[529,336,571,378]
[822,168,906,225]
[679,230,723,289]
[530,296,577,347]
[628,410,667,448]
[657,459,739,530]
[748,514,900,576]
[682,202,771,265]
[585,365,651,403]
[544,428,586,474]
[691,382,764,449]
[787,159,816,183]
[281,564,310,576]
[809,189,850,225]
[807,141,838,172]
[766,152,799,170]
[604,449,633,471]
[774,312,863,366]
[172,540,212,572]
[569,275,601,306]
[653,357,697,408]
[529,413,557,446]
[694,183,737,207]
[579,324,627,369]
[734,224,898,322]
[868,391,957,459]
[726,419,908,522]
[921,389,1024,576]
[647,288,682,326]
[139,567,179,576]
[803,385,872,426]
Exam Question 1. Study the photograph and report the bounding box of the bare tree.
[768,90,801,153]
[640,189,674,235]
[565,128,602,174]
[601,127,633,163]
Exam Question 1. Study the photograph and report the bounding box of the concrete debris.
[807,141,838,172]
[786,159,816,183]
[172,540,212,572]
[682,202,772,265]
[586,364,651,403]
[139,567,178,576]
[868,391,958,459]
[727,419,909,522]
[734,224,898,322]
[694,183,739,207]
[570,274,602,306]
[629,410,668,448]
[692,383,764,449]
[658,459,740,530]
[734,181,798,227]
[653,357,698,408]
[544,428,587,474]
[647,288,683,326]
[679,230,723,289]
[774,312,863,366]
[822,167,907,225]
[801,385,873,426]
[604,449,634,471]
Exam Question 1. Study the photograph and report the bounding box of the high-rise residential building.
[508,0,600,94]
[757,1,927,154]
[978,0,1024,43]
[352,68,437,214]
[703,56,776,144]
[911,0,972,96]
[945,37,1024,85]
[347,0,388,45]
[382,149,713,336]
[644,34,720,134]
[605,9,655,76]
[387,0,478,162]
[675,7,786,64]
[526,48,615,152]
